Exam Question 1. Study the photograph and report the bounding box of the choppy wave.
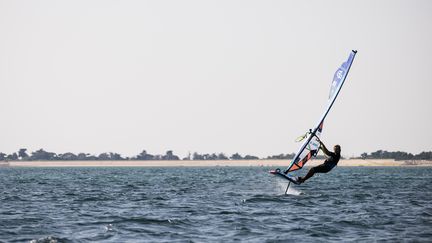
[0,166,431,242]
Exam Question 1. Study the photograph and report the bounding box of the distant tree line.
[355,150,432,161]
[265,153,295,160]
[0,148,431,161]
[0,149,260,161]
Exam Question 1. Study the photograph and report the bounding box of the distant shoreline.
[2,159,432,167]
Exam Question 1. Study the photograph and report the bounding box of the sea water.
[0,166,431,242]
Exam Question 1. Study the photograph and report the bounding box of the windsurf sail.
[284,50,357,173]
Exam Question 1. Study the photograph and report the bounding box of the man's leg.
[298,167,316,183]
[298,164,329,183]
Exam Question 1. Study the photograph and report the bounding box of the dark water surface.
[1,166,431,242]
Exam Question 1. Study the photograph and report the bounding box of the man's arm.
[320,142,332,156]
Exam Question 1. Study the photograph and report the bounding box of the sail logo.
[336,70,344,79]
[332,80,337,87]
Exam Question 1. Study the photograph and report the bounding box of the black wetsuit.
[313,152,340,173]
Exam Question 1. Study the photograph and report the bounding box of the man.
[297,140,341,184]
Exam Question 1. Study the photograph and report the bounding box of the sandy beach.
[2,159,431,167]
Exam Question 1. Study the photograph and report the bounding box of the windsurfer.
[297,140,341,184]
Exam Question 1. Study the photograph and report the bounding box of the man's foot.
[296,177,303,184]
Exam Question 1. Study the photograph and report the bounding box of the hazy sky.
[1,0,431,158]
